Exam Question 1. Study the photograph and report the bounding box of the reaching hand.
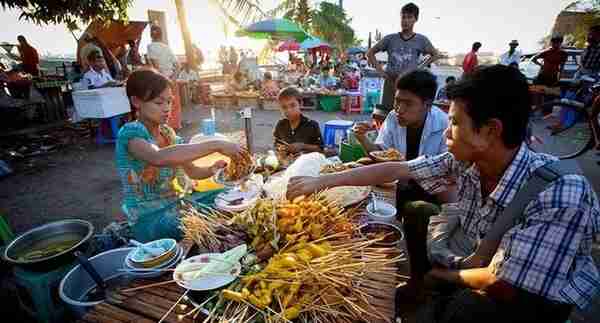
[352,122,374,137]
[218,142,244,159]
[287,176,324,200]
[209,160,228,174]
[287,143,305,154]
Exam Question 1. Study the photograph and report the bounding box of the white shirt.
[375,106,448,157]
[147,42,177,77]
[82,68,114,88]
[499,50,522,66]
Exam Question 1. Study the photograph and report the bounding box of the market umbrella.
[277,40,300,52]
[236,19,309,42]
[347,47,366,55]
[300,37,330,50]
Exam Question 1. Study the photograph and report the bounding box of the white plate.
[173,254,241,291]
[214,184,261,212]
[213,166,256,188]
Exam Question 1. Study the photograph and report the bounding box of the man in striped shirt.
[578,25,600,79]
[287,65,600,323]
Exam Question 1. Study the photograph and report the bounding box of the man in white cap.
[499,40,522,67]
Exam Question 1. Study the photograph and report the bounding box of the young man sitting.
[353,69,450,208]
[273,87,323,157]
[82,50,120,89]
[287,65,600,323]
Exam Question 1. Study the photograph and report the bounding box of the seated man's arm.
[287,151,456,199]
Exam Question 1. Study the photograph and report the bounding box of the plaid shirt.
[582,43,600,72]
[407,144,600,309]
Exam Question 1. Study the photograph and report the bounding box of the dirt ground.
[0,106,599,322]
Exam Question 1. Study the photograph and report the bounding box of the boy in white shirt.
[82,51,119,89]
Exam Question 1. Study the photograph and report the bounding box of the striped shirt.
[407,144,600,309]
[582,43,600,72]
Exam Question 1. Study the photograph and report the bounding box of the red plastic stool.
[342,93,362,114]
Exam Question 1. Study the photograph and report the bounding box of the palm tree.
[174,0,284,69]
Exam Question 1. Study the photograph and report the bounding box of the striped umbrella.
[236,19,309,42]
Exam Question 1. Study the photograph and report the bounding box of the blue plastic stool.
[96,114,124,144]
[323,120,354,148]
[14,263,76,323]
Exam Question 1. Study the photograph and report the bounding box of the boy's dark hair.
[445,76,456,83]
[278,86,302,102]
[17,35,26,42]
[472,42,482,51]
[127,69,172,102]
[87,50,103,62]
[401,3,420,19]
[264,72,273,80]
[447,64,531,148]
[395,69,437,103]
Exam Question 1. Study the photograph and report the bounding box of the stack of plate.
[122,239,184,278]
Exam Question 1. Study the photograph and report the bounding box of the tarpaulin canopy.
[82,20,148,50]
[236,19,309,42]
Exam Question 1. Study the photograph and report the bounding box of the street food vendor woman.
[116,69,243,242]
[273,86,324,155]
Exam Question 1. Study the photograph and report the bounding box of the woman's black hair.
[126,69,171,102]
[447,65,531,148]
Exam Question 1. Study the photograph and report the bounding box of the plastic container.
[323,120,354,148]
[319,95,342,112]
[201,119,216,136]
[339,141,366,162]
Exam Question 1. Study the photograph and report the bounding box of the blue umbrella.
[300,37,330,50]
[347,47,366,55]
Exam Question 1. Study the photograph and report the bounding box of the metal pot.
[3,219,94,271]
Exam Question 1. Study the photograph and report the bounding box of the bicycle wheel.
[528,103,594,159]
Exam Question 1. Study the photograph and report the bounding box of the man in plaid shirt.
[287,65,600,323]
[578,25,600,79]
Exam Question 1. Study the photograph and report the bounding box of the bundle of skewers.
[177,192,406,323]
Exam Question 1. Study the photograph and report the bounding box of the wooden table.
[79,187,407,323]
[34,79,69,122]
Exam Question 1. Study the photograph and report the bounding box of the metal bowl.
[358,221,404,247]
[3,219,94,271]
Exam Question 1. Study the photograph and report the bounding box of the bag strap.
[474,159,582,266]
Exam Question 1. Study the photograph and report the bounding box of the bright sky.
[0,0,575,57]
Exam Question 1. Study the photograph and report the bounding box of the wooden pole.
[174,0,197,69]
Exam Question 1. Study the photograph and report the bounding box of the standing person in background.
[533,35,567,87]
[577,25,600,80]
[229,46,239,70]
[147,26,178,78]
[193,44,204,71]
[16,35,39,76]
[436,76,456,101]
[147,25,182,130]
[127,40,143,67]
[462,42,481,75]
[366,3,439,112]
[499,40,522,66]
